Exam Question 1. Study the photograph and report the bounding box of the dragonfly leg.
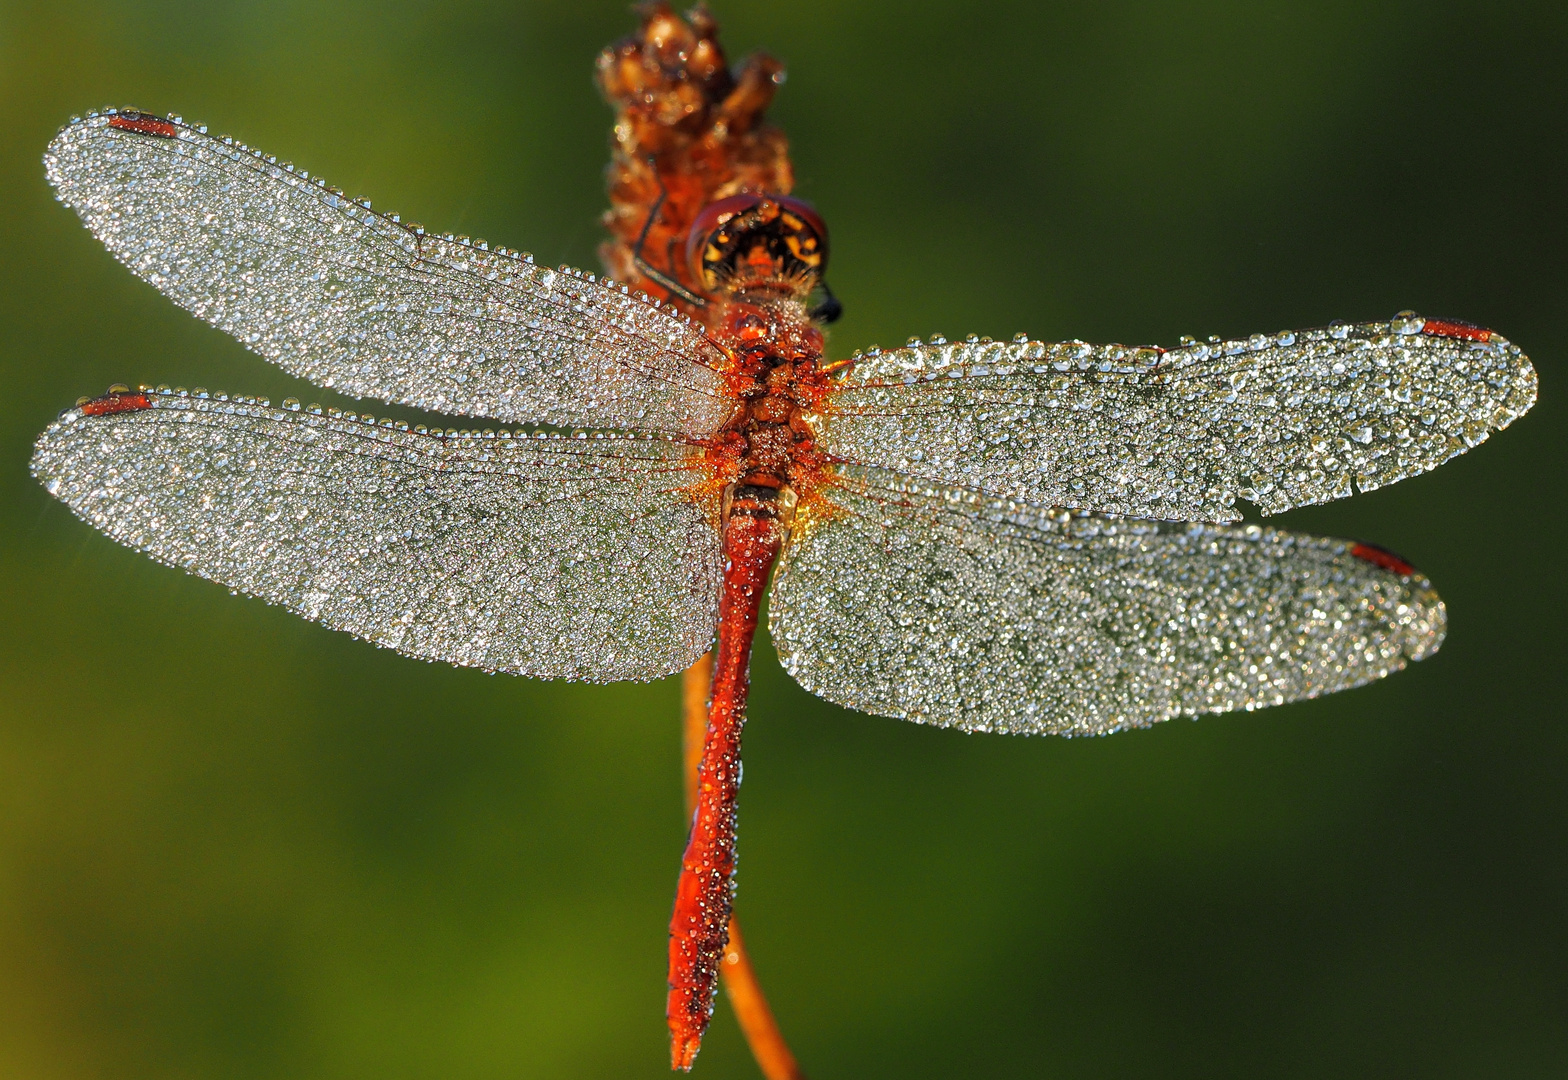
[633,167,710,309]
[808,278,843,324]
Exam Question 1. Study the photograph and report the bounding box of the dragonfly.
[32,107,1536,1070]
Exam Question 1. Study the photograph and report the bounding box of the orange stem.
[680,656,807,1080]
[719,919,806,1080]
[682,653,712,815]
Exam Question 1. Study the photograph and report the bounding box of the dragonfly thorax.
[709,297,831,511]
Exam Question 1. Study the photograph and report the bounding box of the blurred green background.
[1,1,1564,1077]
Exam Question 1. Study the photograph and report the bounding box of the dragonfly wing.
[770,465,1445,734]
[819,318,1536,522]
[44,111,729,435]
[33,391,721,681]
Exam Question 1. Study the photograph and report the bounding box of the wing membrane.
[32,391,721,680]
[770,465,1445,734]
[819,319,1535,522]
[45,111,730,435]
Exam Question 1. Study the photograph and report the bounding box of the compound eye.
[685,194,765,290]
[685,194,830,298]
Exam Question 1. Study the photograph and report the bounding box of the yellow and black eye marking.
[782,216,822,270]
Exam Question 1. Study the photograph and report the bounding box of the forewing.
[33,391,721,681]
[770,466,1445,734]
[819,318,1535,522]
[44,111,730,435]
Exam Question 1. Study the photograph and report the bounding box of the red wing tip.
[108,113,179,138]
[79,391,153,417]
[1418,317,1493,343]
[1350,542,1418,578]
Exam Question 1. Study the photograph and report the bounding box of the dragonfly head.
[687,194,840,322]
